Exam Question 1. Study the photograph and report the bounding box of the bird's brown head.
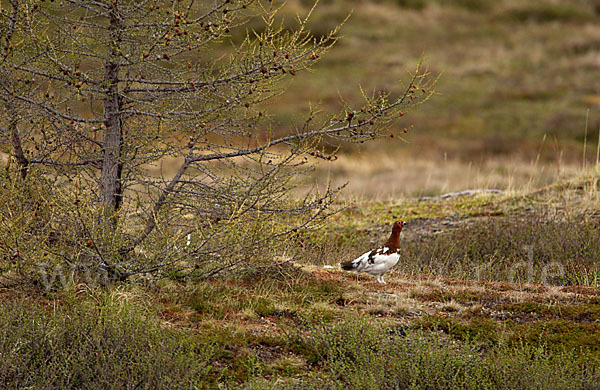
[386,220,407,248]
[392,220,407,233]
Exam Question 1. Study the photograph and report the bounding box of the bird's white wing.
[360,252,401,275]
[351,250,373,272]
[342,247,401,274]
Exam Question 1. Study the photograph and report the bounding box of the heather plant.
[0,0,435,283]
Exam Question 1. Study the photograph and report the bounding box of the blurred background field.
[259,0,600,198]
[2,0,597,197]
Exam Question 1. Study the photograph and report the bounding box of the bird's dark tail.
[340,261,356,271]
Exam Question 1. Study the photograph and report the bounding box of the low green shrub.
[0,298,212,389]
[0,167,133,289]
[290,316,600,389]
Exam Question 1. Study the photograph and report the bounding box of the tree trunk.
[8,116,29,179]
[5,2,26,178]
[100,8,124,218]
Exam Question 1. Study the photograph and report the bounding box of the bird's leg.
[376,274,386,284]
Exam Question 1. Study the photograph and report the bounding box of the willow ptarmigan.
[340,220,407,284]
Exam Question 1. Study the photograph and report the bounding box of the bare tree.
[0,0,435,283]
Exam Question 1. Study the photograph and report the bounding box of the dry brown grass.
[314,148,588,198]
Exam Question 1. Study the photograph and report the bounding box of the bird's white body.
[340,220,407,284]
[347,247,401,284]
